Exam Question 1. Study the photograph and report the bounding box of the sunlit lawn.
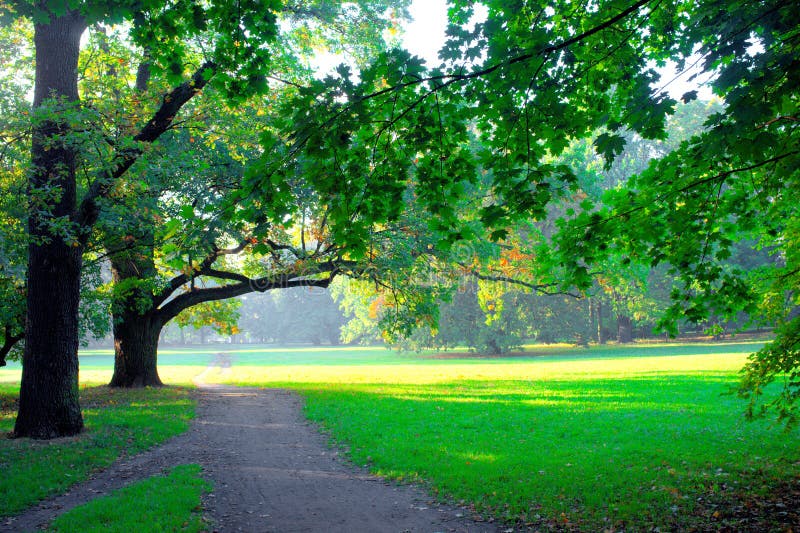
[1,340,798,529]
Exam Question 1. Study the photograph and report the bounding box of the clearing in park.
[1,340,798,531]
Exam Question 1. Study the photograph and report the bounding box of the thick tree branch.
[156,274,335,324]
[152,238,251,307]
[74,61,217,238]
[0,325,24,367]
[204,269,252,284]
[154,253,358,324]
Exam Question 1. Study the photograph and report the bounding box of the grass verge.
[0,385,195,517]
[47,464,210,533]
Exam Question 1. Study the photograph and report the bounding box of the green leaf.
[593,133,627,168]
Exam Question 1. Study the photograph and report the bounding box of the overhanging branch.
[466,268,582,298]
[74,61,218,239]
[342,0,653,105]
[0,325,24,367]
[277,0,654,184]
[156,273,336,324]
[204,269,252,284]
[153,238,252,307]
[579,149,800,230]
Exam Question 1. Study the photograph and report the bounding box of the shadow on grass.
[0,385,195,517]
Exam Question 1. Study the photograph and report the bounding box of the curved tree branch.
[152,238,252,307]
[0,325,24,367]
[74,61,218,239]
[156,274,336,324]
[204,269,252,284]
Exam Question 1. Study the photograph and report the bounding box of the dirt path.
[2,386,498,533]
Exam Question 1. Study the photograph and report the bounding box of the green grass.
[187,339,796,531]
[47,464,210,533]
[297,377,798,530]
[1,340,797,530]
[0,385,195,517]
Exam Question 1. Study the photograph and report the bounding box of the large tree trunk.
[107,234,162,387]
[14,12,87,439]
[109,310,164,387]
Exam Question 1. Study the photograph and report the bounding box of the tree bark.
[617,314,633,343]
[14,11,87,439]
[107,234,163,387]
[109,310,164,387]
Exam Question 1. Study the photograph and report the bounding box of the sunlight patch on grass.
[213,355,747,388]
[1,340,793,530]
[453,451,500,464]
[297,375,798,529]
[197,342,790,530]
[0,341,765,389]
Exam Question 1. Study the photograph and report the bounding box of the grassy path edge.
[47,464,211,533]
[0,387,198,531]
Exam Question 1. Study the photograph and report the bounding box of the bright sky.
[403,0,449,66]
[310,0,449,73]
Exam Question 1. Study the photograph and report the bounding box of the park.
[1,0,798,530]
[1,341,798,530]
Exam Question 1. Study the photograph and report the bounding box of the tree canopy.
[256,0,798,423]
[1,0,412,437]
[1,0,798,436]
